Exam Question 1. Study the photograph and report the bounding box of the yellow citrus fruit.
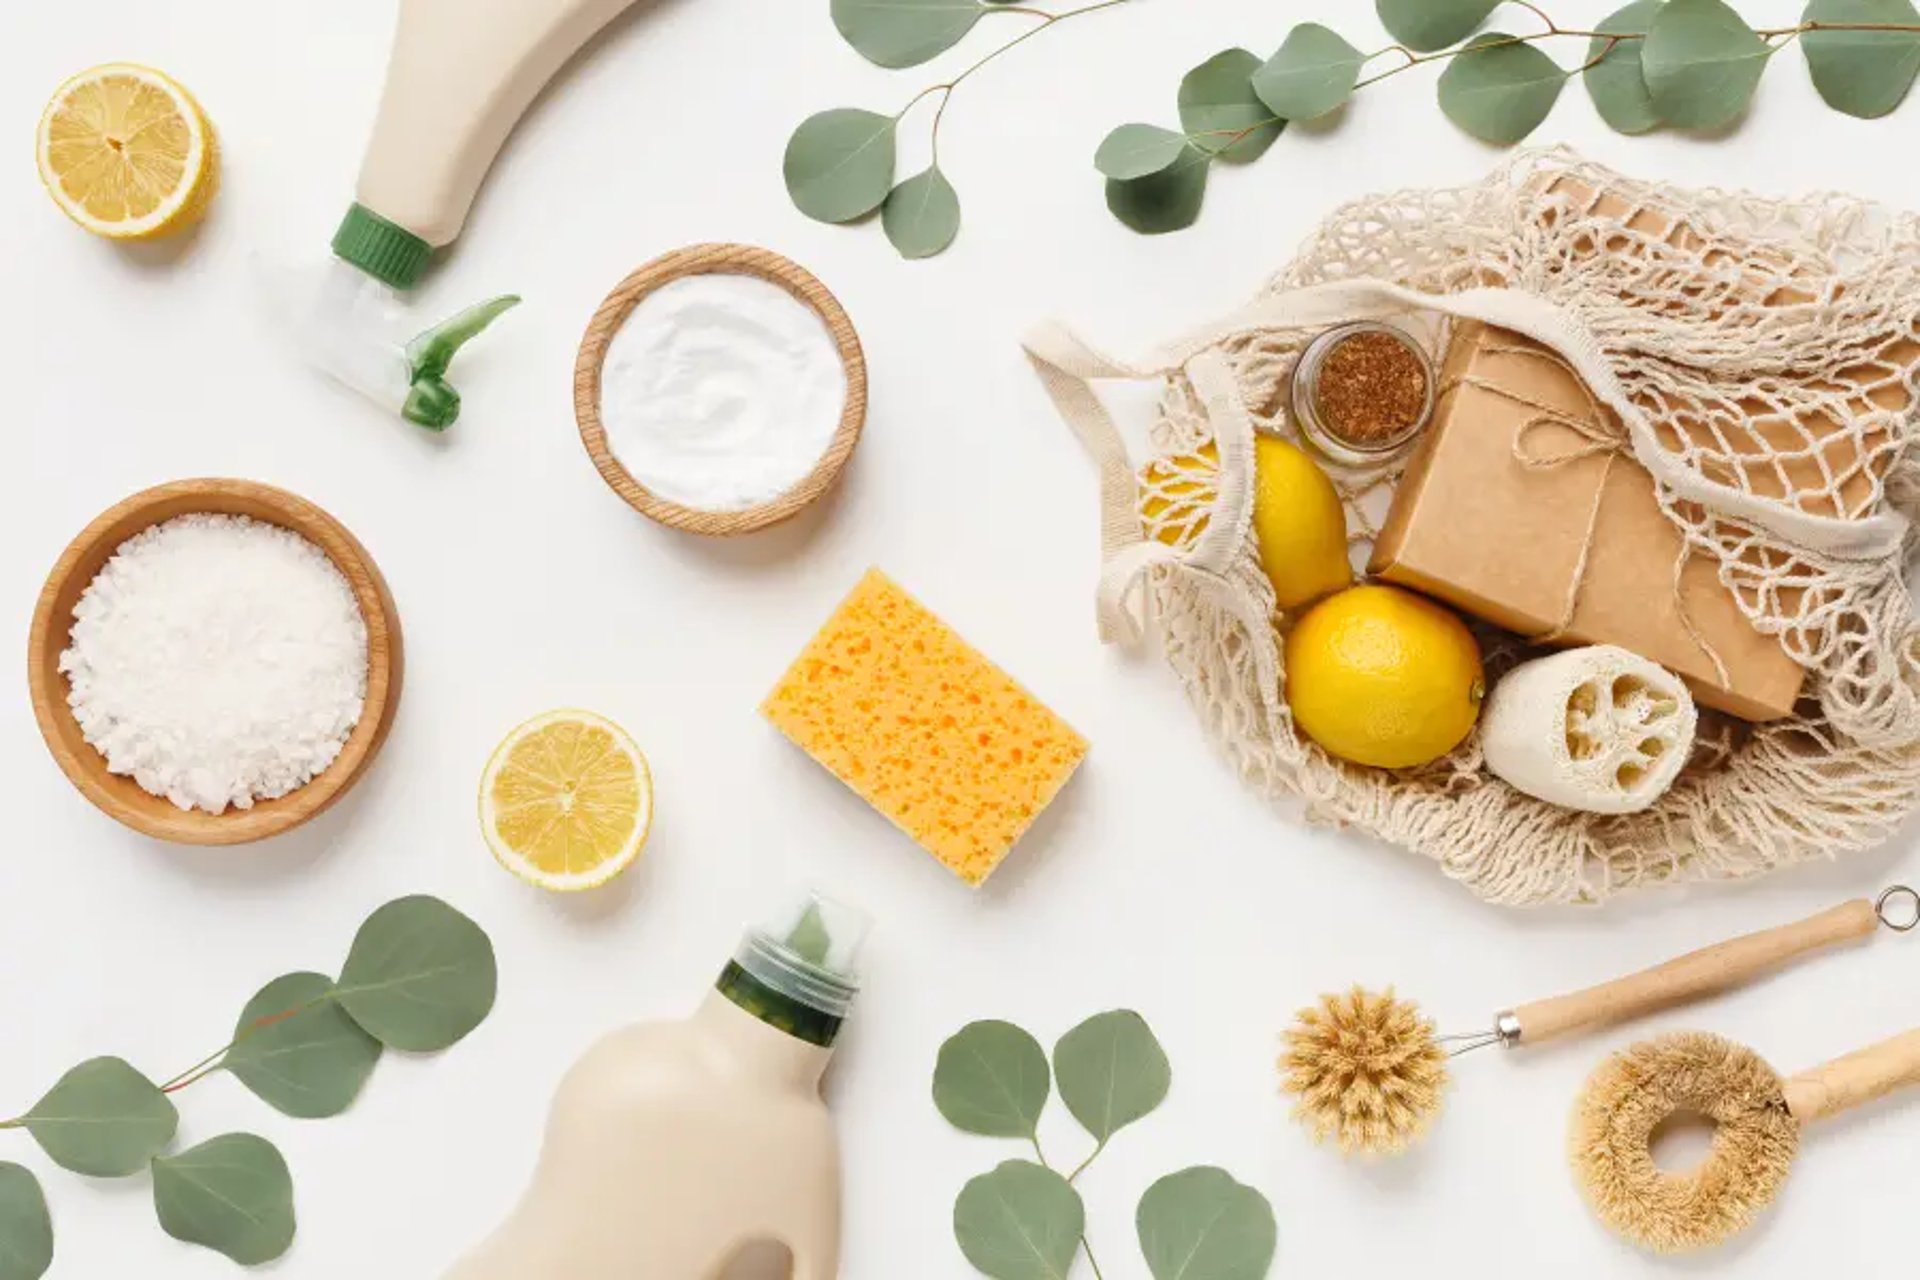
[37,64,217,240]
[1139,442,1219,549]
[480,710,653,892]
[1285,585,1484,769]
[1252,434,1351,610]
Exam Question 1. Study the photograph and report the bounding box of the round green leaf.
[832,0,985,68]
[1252,23,1363,122]
[1179,49,1284,162]
[0,1165,52,1280]
[1376,0,1500,51]
[22,1058,176,1177]
[1094,124,1189,180]
[1585,0,1666,133]
[1642,0,1771,129]
[883,167,962,259]
[933,1020,1050,1138]
[152,1134,296,1267]
[953,1161,1083,1280]
[334,896,497,1053]
[1052,1010,1171,1144]
[784,109,899,224]
[1803,0,1920,117]
[1106,149,1211,236]
[1137,1167,1277,1280]
[224,972,382,1119]
[1437,33,1569,144]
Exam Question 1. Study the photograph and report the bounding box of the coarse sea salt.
[59,513,370,815]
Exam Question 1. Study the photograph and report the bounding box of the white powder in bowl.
[599,273,848,512]
[58,513,370,815]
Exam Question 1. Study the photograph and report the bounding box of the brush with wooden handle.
[1573,1024,1920,1252]
[1280,886,1918,1157]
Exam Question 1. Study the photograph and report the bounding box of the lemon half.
[480,710,654,892]
[37,64,216,240]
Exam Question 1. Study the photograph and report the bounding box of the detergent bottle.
[441,894,866,1280]
[279,0,657,428]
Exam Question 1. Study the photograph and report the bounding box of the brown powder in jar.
[1316,331,1430,445]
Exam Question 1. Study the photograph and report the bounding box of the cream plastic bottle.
[442,896,866,1280]
[334,0,652,285]
[288,0,651,429]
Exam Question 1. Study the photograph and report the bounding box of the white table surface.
[5,2,1919,1277]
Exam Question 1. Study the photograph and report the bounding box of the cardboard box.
[1368,320,1806,721]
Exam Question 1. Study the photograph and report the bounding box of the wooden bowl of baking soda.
[574,243,869,536]
[28,478,403,846]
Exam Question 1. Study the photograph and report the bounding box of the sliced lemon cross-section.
[480,710,654,892]
[37,63,217,240]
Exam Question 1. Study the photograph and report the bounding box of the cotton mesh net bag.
[1024,150,1920,907]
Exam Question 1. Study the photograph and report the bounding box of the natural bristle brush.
[1280,886,1920,1156]
[1572,1025,1920,1252]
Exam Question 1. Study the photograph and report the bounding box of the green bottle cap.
[332,204,433,290]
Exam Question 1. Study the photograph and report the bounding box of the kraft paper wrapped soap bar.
[1368,321,1806,721]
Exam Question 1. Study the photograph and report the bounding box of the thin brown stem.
[913,0,1133,165]
[1514,0,1557,32]
[158,998,322,1093]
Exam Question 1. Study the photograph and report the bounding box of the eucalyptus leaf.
[883,167,962,259]
[1094,123,1189,180]
[832,0,985,68]
[1642,0,1771,129]
[151,1134,296,1267]
[1106,148,1210,236]
[334,896,497,1053]
[1585,0,1666,133]
[1252,23,1363,122]
[953,1161,1084,1280]
[1803,0,1920,117]
[1136,1167,1277,1280]
[21,1057,176,1177]
[1179,50,1283,162]
[225,972,382,1119]
[1437,33,1569,144]
[933,1020,1051,1138]
[0,1165,51,1280]
[1052,1010,1171,1144]
[784,109,899,224]
[1376,0,1501,51]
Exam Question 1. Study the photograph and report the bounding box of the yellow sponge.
[762,569,1088,886]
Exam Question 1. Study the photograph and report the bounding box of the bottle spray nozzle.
[401,294,521,429]
[255,254,517,432]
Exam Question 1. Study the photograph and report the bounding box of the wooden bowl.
[574,243,868,536]
[28,478,403,846]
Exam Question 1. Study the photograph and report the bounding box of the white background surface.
[4,2,1919,1277]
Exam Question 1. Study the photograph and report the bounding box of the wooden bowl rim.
[27,478,402,847]
[573,243,869,537]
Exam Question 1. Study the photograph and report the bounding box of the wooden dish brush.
[1280,887,1918,1156]
[1572,1026,1920,1252]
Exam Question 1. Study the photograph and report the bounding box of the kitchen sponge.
[761,569,1087,885]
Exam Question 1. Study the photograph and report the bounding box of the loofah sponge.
[761,569,1088,886]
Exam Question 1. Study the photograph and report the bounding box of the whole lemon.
[1285,585,1484,769]
[1252,435,1351,610]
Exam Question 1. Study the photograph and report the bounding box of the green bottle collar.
[332,204,433,291]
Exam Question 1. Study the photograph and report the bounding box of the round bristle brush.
[1572,1025,1920,1252]
[1280,886,1918,1157]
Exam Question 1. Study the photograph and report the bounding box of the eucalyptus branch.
[0,897,495,1273]
[796,0,1920,255]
